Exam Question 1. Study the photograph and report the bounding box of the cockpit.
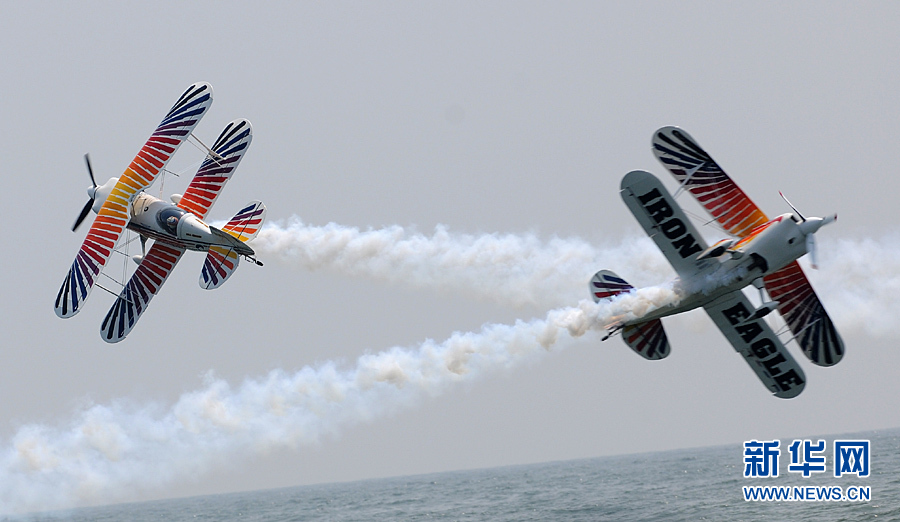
[156,206,188,235]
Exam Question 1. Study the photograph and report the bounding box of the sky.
[2,0,900,512]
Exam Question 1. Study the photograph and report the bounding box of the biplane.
[591,126,842,398]
[54,82,266,343]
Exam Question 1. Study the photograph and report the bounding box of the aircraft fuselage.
[126,192,254,256]
[630,213,807,324]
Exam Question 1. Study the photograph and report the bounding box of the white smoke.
[5,219,893,513]
[253,218,673,309]
[0,292,680,514]
[805,234,900,337]
[253,219,900,336]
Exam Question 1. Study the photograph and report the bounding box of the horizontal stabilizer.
[221,201,266,242]
[590,270,670,360]
[622,320,670,360]
[200,245,240,290]
[590,270,634,302]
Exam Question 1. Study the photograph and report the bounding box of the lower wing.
[703,290,806,399]
[100,243,185,343]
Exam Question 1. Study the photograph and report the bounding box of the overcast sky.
[2,0,900,511]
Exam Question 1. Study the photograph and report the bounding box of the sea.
[18,428,898,521]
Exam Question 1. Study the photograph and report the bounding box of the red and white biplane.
[591,127,842,398]
[54,82,266,343]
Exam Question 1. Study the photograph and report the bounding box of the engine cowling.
[89,177,119,214]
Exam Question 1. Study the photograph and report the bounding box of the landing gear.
[132,235,148,265]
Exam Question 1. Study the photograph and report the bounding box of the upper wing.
[100,243,185,343]
[620,170,709,278]
[763,261,845,366]
[55,82,212,318]
[652,126,769,238]
[704,290,806,398]
[177,119,253,220]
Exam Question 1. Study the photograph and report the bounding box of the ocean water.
[22,428,898,521]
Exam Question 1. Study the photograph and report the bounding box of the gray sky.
[2,0,900,510]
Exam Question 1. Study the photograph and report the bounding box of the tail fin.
[589,270,670,360]
[221,200,266,242]
[199,201,266,290]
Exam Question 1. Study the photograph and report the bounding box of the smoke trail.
[0,289,679,514]
[253,219,900,337]
[806,234,900,337]
[6,221,890,512]
[253,218,673,309]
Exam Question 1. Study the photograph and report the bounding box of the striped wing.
[652,126,769,238]
[101,243,185,343]
[220,201,266,242]
[177,119,253,220]
[55,82,212,318]
[763,261,845,366]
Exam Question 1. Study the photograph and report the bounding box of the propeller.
[779,192,837,269]
[72,154,98,232]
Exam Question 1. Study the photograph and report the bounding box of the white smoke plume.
[4,220,892,513]
[0,291,679,514]
[253,219,900,337]
[805,234,900,337]
[253,218,673,309]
